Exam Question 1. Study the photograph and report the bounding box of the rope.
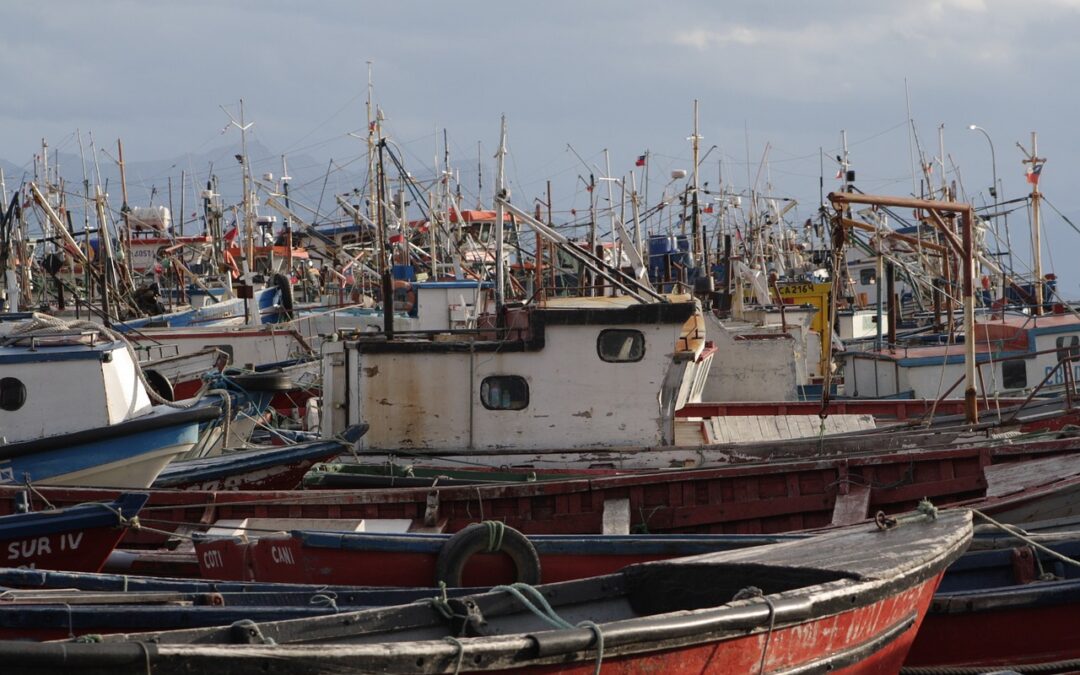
[491,582,605,675]
[902,657,1080,674]
[483,520,505,552]
[428,581,458,621]
[971,509,1080,572]
[443,636,466,675]
[309,592,338,612]
[732,587,776,675]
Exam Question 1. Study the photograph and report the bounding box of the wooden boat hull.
[0,437,1074,551]
[0,510,971,674]
[0,406,219,489]
[905,535,1080,669]
[194,531,794,585]
[0,493,147,573]
[153,426,366,491]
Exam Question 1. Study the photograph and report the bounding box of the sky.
[4,0,1080,292]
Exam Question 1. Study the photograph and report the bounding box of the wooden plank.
[602,499,630,535]
[831,483,871,526]
[984,454,1080,498]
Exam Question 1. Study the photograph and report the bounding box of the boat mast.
[690,100,702,267]
[221,100,255,279]
[494,115,508,316]
[1019,132,1045,314]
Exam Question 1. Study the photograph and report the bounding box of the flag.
[834,169,843,179]
[703,205,714,214]
[223,226,238,242]
[1027,163,1044,185]
[388,233,404,244]
[635,154,646,167]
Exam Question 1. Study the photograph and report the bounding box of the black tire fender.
[143,368,175,402]
[435,522,541,588]
[272,273,295,319]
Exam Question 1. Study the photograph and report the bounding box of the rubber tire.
[143,368,175,402]
[435,523,541,588]
[272,273,295,320]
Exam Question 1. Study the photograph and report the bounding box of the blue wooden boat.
[905,520,1080,671]
[153,424,368,491]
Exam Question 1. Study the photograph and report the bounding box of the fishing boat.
[2,509,971,674]
[904,517,1080,671]
[0,430,1075,552]
[0,493,147,572]
[0,316,221,487]
[192,525,797,586]
[152,424,368,491]
[301,461,603,489]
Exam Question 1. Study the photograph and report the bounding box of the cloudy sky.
[4,1,1080,290]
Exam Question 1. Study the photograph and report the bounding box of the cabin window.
[597,329,646,363]
[1001,360,1027,390]
[1056,336,1080,365]
[480,376,529,411]
[0,377,26,411]
[860,269,876,286]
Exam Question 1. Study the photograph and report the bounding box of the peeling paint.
[573,411,593,419]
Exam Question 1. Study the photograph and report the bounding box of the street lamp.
[968,124,998,200]
[969,123,1013,297]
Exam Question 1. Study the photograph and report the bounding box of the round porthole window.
[0,377,26,411]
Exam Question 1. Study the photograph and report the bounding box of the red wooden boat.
[1,509,972,674]
[0,433,1076,556]
[192,527,796,586]
[0,493,147,573]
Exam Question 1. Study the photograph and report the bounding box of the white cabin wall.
[355,352,472,449]
[351,320,682,451]
[470,323,677,450]
[702,321,798,401]
[0,358,110,442]
[100,344,153,422]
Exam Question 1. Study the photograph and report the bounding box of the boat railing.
[921,345,1080,424]
[1,329,104,350]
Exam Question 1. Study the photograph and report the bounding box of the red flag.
[703,205,714,214]
[388,233,404,244]
[1027,163,1043,185]
[223,226,238,242]
[635,154,646,167]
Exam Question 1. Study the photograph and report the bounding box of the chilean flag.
[635,154,647,167]
[1027,163,1044,185]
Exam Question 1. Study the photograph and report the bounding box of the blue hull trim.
[0,423,199,486]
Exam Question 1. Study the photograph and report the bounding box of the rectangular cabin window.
[1056,336,1080,365]
[480,376,529,411]
[860,268,876,286]
[1001,360,1027,390]
[597,329,646,363]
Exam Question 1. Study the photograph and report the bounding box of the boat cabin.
[842,312,1080,399]
[0,323,151,445]
[322,296,712,451]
